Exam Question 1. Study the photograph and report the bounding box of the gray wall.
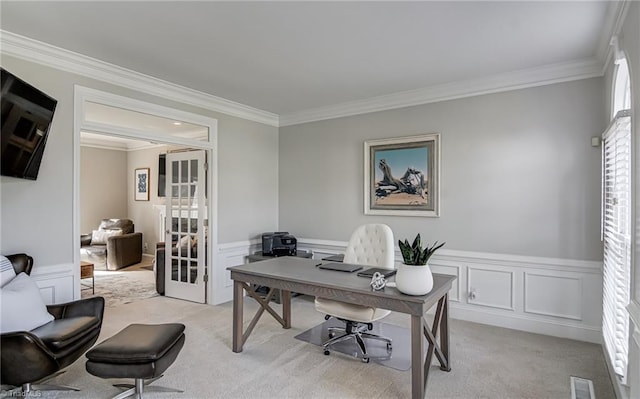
[0,54,279,266]
[80,146,128,234]
[217,116,280,240]
[1,57,76,264]
[279,78,606,261]
[127,146,167,255]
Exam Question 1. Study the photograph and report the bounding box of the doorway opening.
[73,86,218,305]
[79,134,200,306]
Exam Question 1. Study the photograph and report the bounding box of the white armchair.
[314,223,395,363]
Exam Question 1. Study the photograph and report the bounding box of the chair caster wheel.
[324,349,330,356]
[328,332,335,338]
[362,357,370,363]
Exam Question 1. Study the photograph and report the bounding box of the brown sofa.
[81,219,142,270]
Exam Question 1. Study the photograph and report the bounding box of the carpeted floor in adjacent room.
[40,293,614,399]
[81,256,157,307]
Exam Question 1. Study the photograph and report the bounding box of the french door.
[165,150,207,303]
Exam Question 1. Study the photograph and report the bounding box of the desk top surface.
[229,256,455,306]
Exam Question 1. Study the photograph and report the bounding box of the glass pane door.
[165,150,206,303]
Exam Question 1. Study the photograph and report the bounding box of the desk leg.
[411,314,425,399]
[440,294,450,371]
[281,290,291,329]
[232,280,244,353]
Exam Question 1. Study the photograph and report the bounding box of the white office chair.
[314,223,395,363]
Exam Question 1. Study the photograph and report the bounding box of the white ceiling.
[0,1,619,122]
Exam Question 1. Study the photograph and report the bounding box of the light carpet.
[294,318,412,371]
[81,258,158,307]
[29,295,614,399]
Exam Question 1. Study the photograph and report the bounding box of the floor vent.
[571,376,596,399]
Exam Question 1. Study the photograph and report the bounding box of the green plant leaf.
[399,235,445,265]
[411,234,421,251]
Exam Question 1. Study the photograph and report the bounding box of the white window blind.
[602,109,632,379]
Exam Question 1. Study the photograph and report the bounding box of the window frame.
[602,54,632,383]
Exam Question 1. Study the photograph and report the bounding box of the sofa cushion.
[0,255,16,288]
[0,273,54,333]
[175,235,193,249]
[81,245,107,256]
[91,228,123,245]
[31,316,100,351]
[99,219,134,234]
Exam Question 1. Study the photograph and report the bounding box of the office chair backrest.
[343,224,395,269]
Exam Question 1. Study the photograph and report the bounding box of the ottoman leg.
[112,377,183,399]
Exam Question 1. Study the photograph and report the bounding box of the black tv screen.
[1,68,57,180]
[158,153,166,197]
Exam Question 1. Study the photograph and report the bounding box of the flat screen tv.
[158,153,166,197]
[1,68,57,180]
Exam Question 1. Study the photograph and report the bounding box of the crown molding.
[80,139,128,152]
[2,5,625,130]
[280,58,604,126]
[0,30,280,127]
[79,132,165,152]
[80,140,162,152]
[280,2,628,127]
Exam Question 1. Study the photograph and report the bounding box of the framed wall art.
[135,167,150,201]
[364,133,440,217]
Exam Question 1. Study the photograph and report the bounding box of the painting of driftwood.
[364,134,440,217]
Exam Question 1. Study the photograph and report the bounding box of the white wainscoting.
[30,263,75,305]
[298,238,603,343]
[467,266,515,311]
[215,238,603,343]
[214,239,261,304]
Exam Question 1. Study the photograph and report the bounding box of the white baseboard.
[449,304,601,343]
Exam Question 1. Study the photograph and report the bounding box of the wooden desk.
[80,261,95,294]
[228,257,455,399]
[246,251,313,304]
[246,250,312,263]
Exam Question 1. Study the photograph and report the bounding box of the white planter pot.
[395,262,434,296]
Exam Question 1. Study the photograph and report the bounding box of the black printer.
[262,232,297,256]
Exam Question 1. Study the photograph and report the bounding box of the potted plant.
[395,234,445,295]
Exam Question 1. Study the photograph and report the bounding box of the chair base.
[0,370,80,396]
[112,376,182,399]
[322,318,392,363]
[0,383,80,397]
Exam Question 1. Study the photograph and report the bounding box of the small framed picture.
[364,133,440,217]
[135,168,150,201]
